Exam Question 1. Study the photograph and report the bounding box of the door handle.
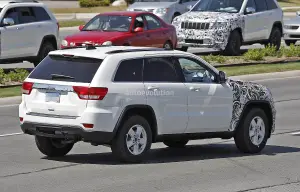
[147,86,159,91]
[37,25,42,28]
[189,87,200,92]
[16,27,24,30]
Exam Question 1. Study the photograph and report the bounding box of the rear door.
[144,14,166,48]
[16,6,38,56]
[24,55,102,117]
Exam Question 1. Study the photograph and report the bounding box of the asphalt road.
[0,76,300,192]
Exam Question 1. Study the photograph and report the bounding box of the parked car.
[61,11,177,50]
[172,0,283,55]
[0,0,59,66]
[283,12,300,46]
[127,0,198,24]
[19,45,276,163]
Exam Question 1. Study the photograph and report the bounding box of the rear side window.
[114,59,143,82]
[17,7,36,24]
[265,0,278,10]
[254,0,268,12]
[28,55,102,83]
[143,57,179,82]
[32,7,51,21]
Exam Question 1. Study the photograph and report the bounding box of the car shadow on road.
[43,143,300,165]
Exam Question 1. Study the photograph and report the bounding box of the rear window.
[28,55,102,83]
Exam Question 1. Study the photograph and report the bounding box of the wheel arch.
[41,35,58,49]
[236,100,274,138]
[232,27,244,42]
[270,21,283,38]
[112,105,158,141]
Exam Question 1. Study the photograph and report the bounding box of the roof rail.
[9,0,39,3]
[60,44,112,50]
[60,44,175,52]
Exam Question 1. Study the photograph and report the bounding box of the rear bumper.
[21,122,114,145]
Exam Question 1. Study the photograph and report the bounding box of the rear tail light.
[73,86,108,100]
[22,82,33,95]
[82,123,94,128]
[19,117,23,123]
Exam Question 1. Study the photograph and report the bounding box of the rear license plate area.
[45,92,60,103]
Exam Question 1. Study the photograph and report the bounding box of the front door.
[143,56,188,135]
[173,56,233,133]
[0,7,22,59]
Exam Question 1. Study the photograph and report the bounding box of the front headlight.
[127,8,134,11]
[61,40,68,47]
[155,8,168,15]
[211,22,228,29]
[102,41,112,46]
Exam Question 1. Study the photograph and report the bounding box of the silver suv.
[20,45,276,163]
[0,0,59,66]
[127,0,198,24]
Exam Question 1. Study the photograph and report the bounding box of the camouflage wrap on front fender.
[228,79,276,133]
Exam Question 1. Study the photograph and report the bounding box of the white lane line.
[289,131,300,136]
[251,75,300,82]
[0,132,23,137]
[0,104,19,108]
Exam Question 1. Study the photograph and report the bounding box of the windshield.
[134,0,177,2]
[191,0,243,13]
[82,15,132,32]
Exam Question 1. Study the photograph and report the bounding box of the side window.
[143,57,179,82]
[2,8,19,25]
[32,7,51,21]
[114,59,143,82]
[266,0,278,10]
[134,16,146,30]
[18,7,36,24]
[246,0,256,11]
[144,15,161,30]
[176,57,216,83]
[254,0,268,12]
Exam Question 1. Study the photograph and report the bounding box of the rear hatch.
[23,54,105,118]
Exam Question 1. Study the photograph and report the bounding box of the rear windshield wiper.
[51,74,74,80]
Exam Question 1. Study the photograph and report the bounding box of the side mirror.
[134,27,144,32]
[219,71,227,83]
[2,18,14,26]
[187,5,193,11]
[79,25,84,31]
[245,7,256,15]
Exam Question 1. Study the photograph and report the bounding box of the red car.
[61,11,177,49]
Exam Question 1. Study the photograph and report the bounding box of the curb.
[214,58,300,68]
[60,26,80,31]
[1,70,300,105]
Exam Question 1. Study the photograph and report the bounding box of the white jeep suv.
[0,0,59,66]
[19,45,276,163]
[172,0,283,55]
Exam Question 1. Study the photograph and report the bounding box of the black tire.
[267,27,282,50]
[224,30,241,56]
[163,41,173,50]
[33,41,55,67]
[171,13,180,23]
[177,46,188,52]
[111,115,152,163]
[285,40,297,46]
[234,108,270,154]
[163,139,189,148]
[35,136,74,157]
